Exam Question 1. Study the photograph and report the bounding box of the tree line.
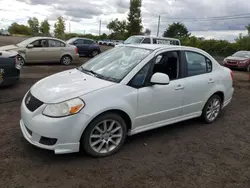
[8,16,66,38]
[6,0,250,57]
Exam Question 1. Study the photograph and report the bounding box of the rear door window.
[185,51,213,76]
[48,40,65,47]
[83,40,94,44]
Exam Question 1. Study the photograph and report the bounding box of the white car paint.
[20,44,234,154]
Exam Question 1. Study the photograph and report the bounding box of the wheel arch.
[81,109,132,137]
[203,91,225,110]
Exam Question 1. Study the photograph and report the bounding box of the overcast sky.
[0,0,249,41]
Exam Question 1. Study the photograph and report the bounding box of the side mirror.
[27,44,34,49]
[150,73,170,85]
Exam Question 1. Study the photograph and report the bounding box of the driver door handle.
[175,84,184,90]
[208,78,215,83]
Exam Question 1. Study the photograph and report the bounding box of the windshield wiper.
[77,67,119,83]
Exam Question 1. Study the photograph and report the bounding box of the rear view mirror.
[150,73,170,85]
[27,44,34,48]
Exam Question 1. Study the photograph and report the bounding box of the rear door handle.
[175,84,184,90]
[208,78,215,83]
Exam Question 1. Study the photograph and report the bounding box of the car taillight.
[75,47,78,54]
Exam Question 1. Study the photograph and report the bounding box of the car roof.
[73,37,94,41]
[122,44,197,51]
[128,35,180,40]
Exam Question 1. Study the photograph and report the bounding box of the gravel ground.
[1,36,250,188]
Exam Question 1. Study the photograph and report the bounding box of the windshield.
[79,46,152,82]
[232,51,250,58]
[124,36,144,44]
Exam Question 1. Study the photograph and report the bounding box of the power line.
[160,15,250,23]
[159,13,250,20]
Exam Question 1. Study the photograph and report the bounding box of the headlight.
[43,98,85,117]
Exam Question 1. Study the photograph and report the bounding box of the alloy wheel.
[89,120,123,154]
[247,64,250,72]
[62,56,71,65]
[92,51,99,57]
[206,98,221,122]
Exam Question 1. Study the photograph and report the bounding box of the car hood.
[30,68,116,103]
[225,56,249,61]
[0,50,18,58]
[0,45,19,51]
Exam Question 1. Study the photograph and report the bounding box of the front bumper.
[20,95,91,154]
[223,64,247,70]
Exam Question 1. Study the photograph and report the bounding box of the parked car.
[120,35,181,46]
[222,51,250,72]
[0,30,11,36]
[0,50,23,87]
[20,44,234,157]
[98,40,104,45]
[66,37,101,57]
[0,37,79,65]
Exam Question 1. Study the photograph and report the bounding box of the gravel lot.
[1,36,250,188]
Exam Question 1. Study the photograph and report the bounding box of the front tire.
[81,113,127,157]
[17,55,25,66]
[247,64,250,72]
[201,95,222,124]
[60,55,72,65]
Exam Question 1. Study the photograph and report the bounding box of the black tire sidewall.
[202,95,222,124]
[61,55,72,65]
[247,64,250,72]
[92,50,99,57]
[81,113,127,157]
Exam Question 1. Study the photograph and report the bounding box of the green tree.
[28,17,39,35]
[8,22,32,35]
[40,19,50,35]
[126,0,143,36]
[107,18,127,39]
[54,16,65,38]
[163,22,190,38]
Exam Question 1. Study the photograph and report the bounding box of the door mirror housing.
[150,73,170,85]
[27,44,34,49]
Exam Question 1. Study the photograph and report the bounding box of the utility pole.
[157,15,161,36]
[99,20,101,36]
[69,21,71,33]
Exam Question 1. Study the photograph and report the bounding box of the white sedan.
[20,44,234,157]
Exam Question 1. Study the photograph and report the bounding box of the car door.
[129,50,185,129]
[73,39,84,55]
[25,39,48,63]
[46,39,66,62]
[181,50,214,115]
[82,39,93,54]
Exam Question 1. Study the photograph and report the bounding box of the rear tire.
[91,50,99,57]
[201,94,222,124]
[60,55,72,65]
[81,113,127,157]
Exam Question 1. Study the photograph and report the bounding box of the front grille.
[25,91,43,112]
[227,61,238,65]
